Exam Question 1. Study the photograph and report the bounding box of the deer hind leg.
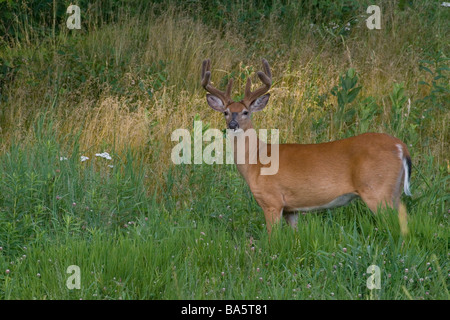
[360,190,408,235]
[356,152,404,213]
[359,190,396,213]
[358,166,408,235]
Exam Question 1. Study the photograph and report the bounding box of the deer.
[201,58,411,235]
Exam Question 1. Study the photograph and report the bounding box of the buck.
[201,59,411,235]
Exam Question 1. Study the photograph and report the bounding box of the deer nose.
[228,121,239,130]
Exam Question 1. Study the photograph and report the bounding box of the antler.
[201,59,233,106]
[242,58,272,106]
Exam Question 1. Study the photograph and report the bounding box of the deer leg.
[360,190,408,236]
[360,192,394,213]
[261,205,283,234]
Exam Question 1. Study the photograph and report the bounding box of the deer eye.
[242,110,249,116]
[223,111,229,116]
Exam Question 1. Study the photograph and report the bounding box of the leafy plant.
[330,68,362,136]
[356,96,380,133]
[418,51,450,112]
[389,82,409,134]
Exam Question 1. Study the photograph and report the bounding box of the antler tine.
[201,59,233,105]
[201,59,211,86]
[243,58,272,106]
[261,58,272,81]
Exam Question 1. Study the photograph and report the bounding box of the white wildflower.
[95,152,112,160]
[60,156,68,161]
[80,156,89,162]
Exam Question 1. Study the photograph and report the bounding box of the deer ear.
[206,94,225,112]
[249,94,270,112]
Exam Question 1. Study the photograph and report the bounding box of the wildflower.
[343,247,347,253]
[37,273,41,277]
[306,283,311,289]
[72,202,76,207]
[60,156,68,161]
[95,152,112,160]
[56,195,62,200]
[405,268,409,273]
[80,156,89,162]
[5,269,10,274]
[221,272,225,277]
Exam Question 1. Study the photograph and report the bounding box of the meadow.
[0,0,448,300]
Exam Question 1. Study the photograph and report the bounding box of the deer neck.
[230,127,265,182]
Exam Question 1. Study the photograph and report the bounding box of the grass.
[0,0,449,300]
[0,127,448,300]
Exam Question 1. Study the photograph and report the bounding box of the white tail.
[403,156,412,196]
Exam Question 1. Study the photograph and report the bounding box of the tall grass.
[0,0,449,300]
[0,122,448,299]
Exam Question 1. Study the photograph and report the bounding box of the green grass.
[0,128,448,300]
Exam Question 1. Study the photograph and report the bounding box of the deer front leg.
[261,205,283,234]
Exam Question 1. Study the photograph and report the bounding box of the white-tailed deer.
[201,59,411,235]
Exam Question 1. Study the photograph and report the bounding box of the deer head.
[201,59,272,131]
